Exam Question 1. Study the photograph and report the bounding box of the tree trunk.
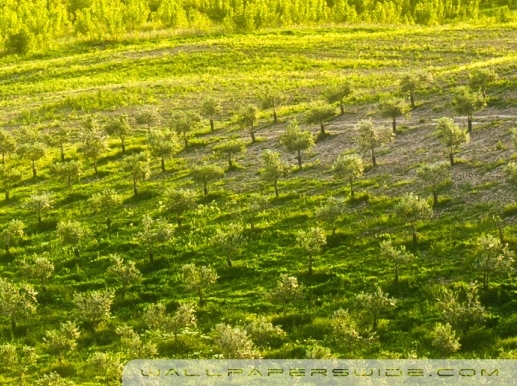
[332,226,336,236]
[392,117,397,134]
[340,102,345,115]
[308,254,313,276]
[60,145,65,162]
[467,115,473,133]
[10,317,15,340]
[449,148,454,166]
[433,191,438,207]
[177,215,182,227]
[273,108,278,124]
[148,249,154,263]
[5,244,9,255]
[203,182,208,196]
[184,135,188,149]
[107,217,111,234]
[210,117,214,132]
[349,177,354,198]
[395,263,399,285]
[297,149,302,170]
[74,247,80,258]
[411,223,417,245]
[198,289,204,307]
[161,157,166,172]
[32,161,36,178]
[1,153,4,164]
[409,92,415,108]
[226,256,232,267]
[228,153,232,169]
[320,122,325,135]
[372,314,378,330]
[37,210,42,228]
[371,149,376,167]
[250,127,256,143]
[121,139,126,154]
[274,178,279,198]
[94,164,98,175]
[133,177,138,196]
[5,189,8,201]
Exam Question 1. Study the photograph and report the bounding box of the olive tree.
[435,117,469,166]
[43,124,72,163]
[0,279,37,339]
[144,302,196,341]
[213,139,246,169]
[316,197,345,236]
[379,97,411,134]
[261,88,285,123]
[77,131,107,175]
[0,165,21,200]
[0,344,37,386]
[104,115,131,154]
[296,227,326,276]
[212,223,245,267]
[201,96,221,132]
[399,72,434,108]
[379,239,414,285]
[191,164,224,196]
[325,83,352,115]
[26,192,53,228]
[43,321,80,364]
[452,86,485,133]
[50,160,82,187]
[107,255,142,299]
[260,150,289,198]
[280,119,314,170]
[332,153,364,197]
[21,254,54,291]
[122,152,151,196]
[147,129,178,172]
[88,188,122,234]
[394,192,433,245]
[236,104,259,143]
[115,325,157,359]
[73,290,114,331]
[357,119,392,167]
[2,219,25,255]
[470,233,514,289]
[469,68,497,99]
[0,130,17,164]
[171,111,201,149]
[417,162,450,206]
[16,143,46,178]
[266,274,303,314]
[244,316,286,348]
[305,103,335,135]
[181,263,218,306]
[136,105,160,132]
[36,372,75,386]
[356,286,396,330]
[56,220,87,257]
[213,323,259,359]
[431,323,461,356]
[88,352,122,385]
[161,187,197,226]
[329,309,376,351]
[137,215,174,263]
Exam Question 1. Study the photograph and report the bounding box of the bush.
[5,30,34,55]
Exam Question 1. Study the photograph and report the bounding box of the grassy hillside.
[1,24,517,384]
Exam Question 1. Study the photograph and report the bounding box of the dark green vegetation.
[2,24,517,384]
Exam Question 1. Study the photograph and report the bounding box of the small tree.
[260,150,289,198]
[261,88,285,123]
[115,325,157,359]
[171,111,201,149]
[267,274,303,314]
[0,165,21,200]
[435,117,469,166]
[36,372,75,386]
[2,219,25,255]
[470,233,514,289]
[43,321,80,364]
[213,324,259,359]
[356,286,396,330]
[0,344,37,386]
[88,188,122,234]
[22,254,54,291]
[236,104,259,143]
[137,215,174,263]
[144,302,197,341]
[244,316,285,348]
[431,323,461,356]
[43,124,72,163]
[147,129,178,172]
[399,72,434,108]
[280,119,314,170]
[161,188,197,226]
[296,227,326,276]
[0,278,37,339]
[88,352,122,385]
[469,68,497,99]
[26,192,53,228]
[0,130,17,164]
[73,290,114,331]
[332,153,364,197]
[107,255,142,299]
[394,192,433,245]
[56,220,87,258]
[136,105,160,132]
[77,132,107,175]
[325,83,352,115]
[305,103,335,134]
[201,97,221,132]
[212,223,245,267]
[50,160,82,187]
[191,164,224,196]
[379,239,414,285]
[357,119,392,167]
[104,115,131,154]
[316,197,345,236]
[213,139,246,169]
[417,162,450,206]
[452,86,485,133]
[379,98,411,134]
[181,263,218,306]
[329,309,376,351]
[16,143,46,178]
[122,152,151,196]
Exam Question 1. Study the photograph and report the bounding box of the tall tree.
[468,68,497,99]
[104,115,131,154]
[171,111,201,149]
[305,103,335,135]
[201,97,221,132]
[279,119,314,170]
[147,129,178,172]
[261,88,285,124]
[107,255,141,299]
[191,164,224,196]
[213,139,246,169]
[356,119,392,167]
[212,223,244,267]
[399,72,433,108]
[452,86,485,133]
[435,117,469,166]
[260,150,289,198]
[416,162,450,206]
[395,192,433,245]
[0,165,21,201]
[332,153,364,197]
[324,83,352,115]
[122,152,151,196]
[236,105,259,143]
[378,98,410,134]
